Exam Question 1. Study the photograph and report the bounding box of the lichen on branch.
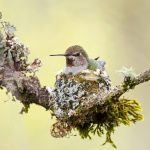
[0,13,54,111]
[0,13,149,148]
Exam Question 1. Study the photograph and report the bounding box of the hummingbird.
[49,45,105,74]
[49,45,111,118]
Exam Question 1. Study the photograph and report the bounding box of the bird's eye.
[74,53,81,56]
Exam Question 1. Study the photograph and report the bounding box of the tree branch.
[104,68,150,102]
[0,14,149,148]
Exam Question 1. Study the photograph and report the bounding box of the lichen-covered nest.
[51,69,143,148]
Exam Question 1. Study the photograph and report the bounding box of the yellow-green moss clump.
[76,98,143,148]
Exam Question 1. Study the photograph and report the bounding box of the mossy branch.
[107,69,150,100]
[0,13,149,148]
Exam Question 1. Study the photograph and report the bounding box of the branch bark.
[1,62,150,112]
[104,69,150,101]
[0,15,150,148]
[0,16,150,113]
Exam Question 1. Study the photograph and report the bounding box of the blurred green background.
[0,0,150,150]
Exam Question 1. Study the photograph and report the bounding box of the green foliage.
[76,98,143,148]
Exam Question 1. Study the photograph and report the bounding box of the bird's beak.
[49,54,66,56]
[49,54,71,57]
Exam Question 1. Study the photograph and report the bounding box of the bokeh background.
[0,0,150,150]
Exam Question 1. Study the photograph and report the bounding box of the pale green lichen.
[119,67,136,79]
[52,68,111,119]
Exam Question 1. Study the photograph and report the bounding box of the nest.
[51,68,143,148]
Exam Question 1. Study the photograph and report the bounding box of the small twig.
[107,69,150,101]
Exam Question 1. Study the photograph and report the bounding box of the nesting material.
[52,64,111,119]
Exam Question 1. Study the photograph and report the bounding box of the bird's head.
[50,45,89,68]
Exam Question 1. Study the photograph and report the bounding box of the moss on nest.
[76,98,143,148]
